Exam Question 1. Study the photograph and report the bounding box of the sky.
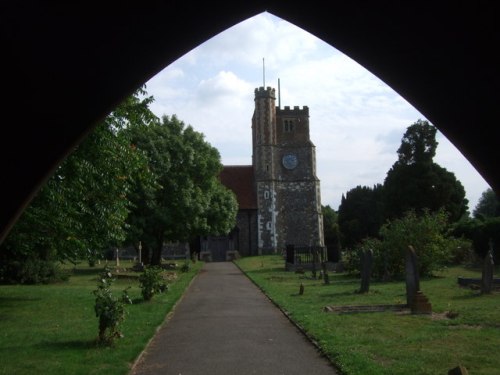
[143,12,490,212]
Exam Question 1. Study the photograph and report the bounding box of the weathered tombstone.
[406,245,432,314]
[405,245,420,306]
[481,247,494,294]
[138,241,142,264]
[359,248,373,293]
[322,262,330,284]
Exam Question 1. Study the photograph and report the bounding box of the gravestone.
[322,262,330,284]
[406,245,432,314]
[405,245,420,306]
[481,248,494,294]
[359,248,373,293]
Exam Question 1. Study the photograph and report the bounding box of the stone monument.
[481,246,494,294]
[406,246,432,314]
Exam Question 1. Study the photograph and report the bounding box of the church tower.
[252,86,324,254]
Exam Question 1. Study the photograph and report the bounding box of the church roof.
[219,165,257,210]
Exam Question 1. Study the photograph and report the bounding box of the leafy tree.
[473,188,500,219]
[338,184,384,249]
[451,216,500,261]
[383,120,468,222]
[0,87,155,273]
[375,209,458,279]
[322,205,341,262]
[397,119,437,165]
[125,115,238,265]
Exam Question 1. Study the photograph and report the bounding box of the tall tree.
[0,87,156,267]
[125,115,238,265]
[383,120,468,222]
[322,205,342,262]
[338,184,384,249]
[473,188,500,219]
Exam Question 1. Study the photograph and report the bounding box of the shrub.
[139,266,167,301]
[341,249,361,276]
[377,209,454,279]
[180,262,190,273]
[0,257,69,284]
[93,268,132,345]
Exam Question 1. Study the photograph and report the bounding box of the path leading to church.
[130,262,337,375]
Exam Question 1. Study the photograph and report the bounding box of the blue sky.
[144,12,490,211]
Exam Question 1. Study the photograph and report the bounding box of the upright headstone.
[481,247,494,294]
[359,248,373,293]
[406,245,432,314]
[322,262,330,284]
[405,245,420,306]
[138,241,142,264]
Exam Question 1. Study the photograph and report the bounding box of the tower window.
[284,120,294,132]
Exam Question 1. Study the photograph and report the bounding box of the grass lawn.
[0,260,202,375]
[235,255,500,375]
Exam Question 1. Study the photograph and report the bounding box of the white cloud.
[144,12,490,212]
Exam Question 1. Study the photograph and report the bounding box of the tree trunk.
[151,243,163,265]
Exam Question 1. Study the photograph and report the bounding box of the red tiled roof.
[219,165,257,210]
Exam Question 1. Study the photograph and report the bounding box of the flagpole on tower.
[262,57,265,88]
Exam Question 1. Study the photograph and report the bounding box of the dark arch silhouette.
[1,2,498,242]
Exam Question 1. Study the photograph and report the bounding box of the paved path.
[130,262,337,375]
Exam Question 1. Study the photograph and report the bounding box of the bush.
[180,262,190,273]
[139,266,167,301]
[0,257,69,284]
[377,209,454,279]
[93,268,132,345]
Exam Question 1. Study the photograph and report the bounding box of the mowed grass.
[0,260,203,375]
[235,255,500,375]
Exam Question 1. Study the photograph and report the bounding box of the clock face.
[282,153,298,170]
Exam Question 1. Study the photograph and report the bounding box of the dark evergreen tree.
[473,188,500,218]
[338,184,384,249]
[322,205,342,262]
[383,119,468,222]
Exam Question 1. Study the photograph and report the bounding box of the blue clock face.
[282,153,298,169]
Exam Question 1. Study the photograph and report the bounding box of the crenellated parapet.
[277,105,309,116]
[254,86,276,99]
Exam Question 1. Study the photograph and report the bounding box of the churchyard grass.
[0,260,202,375]
[235,255,500,375]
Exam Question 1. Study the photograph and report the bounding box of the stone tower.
[252,86,324,254]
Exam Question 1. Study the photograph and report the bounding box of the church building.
[199,86,324,261]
